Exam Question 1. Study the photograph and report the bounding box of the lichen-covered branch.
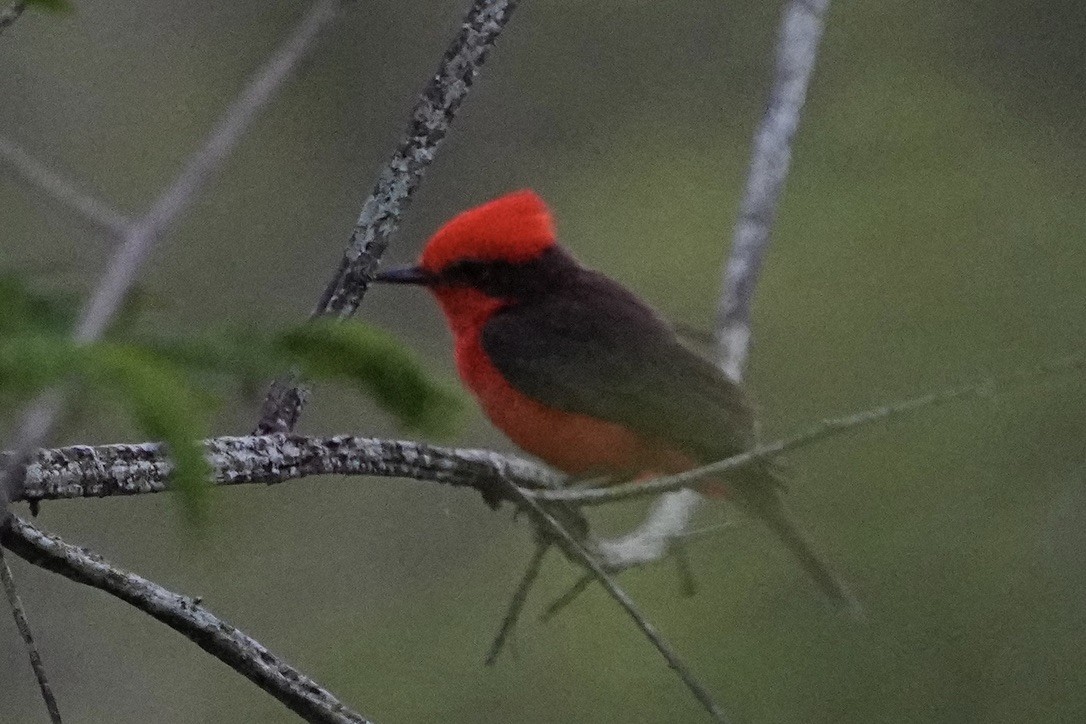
[15,434,561,505]
[256,0,521,434]
[1,516,371,724]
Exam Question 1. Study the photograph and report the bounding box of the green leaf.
[279,320,462,436]
[82,343,213,526]
[139,328,280,386]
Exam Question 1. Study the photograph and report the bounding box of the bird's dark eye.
[443,260,496,288]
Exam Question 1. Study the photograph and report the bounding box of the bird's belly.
[455,336,692,477]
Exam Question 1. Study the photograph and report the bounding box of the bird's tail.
[744,485,862,617]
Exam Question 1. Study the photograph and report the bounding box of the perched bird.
[375,190,855,609]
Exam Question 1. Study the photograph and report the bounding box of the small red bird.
[375,190,854,608]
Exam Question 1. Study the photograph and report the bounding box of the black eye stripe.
[438,247,575,297]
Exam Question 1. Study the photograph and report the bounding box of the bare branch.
[1,546,62,724]
[0,0,342,514]
[0,137,130,234]
[1,516,370,724]
[256,0,522,434]
[501,483,731,723]
[592,489,703,569]
[536,353,1086,506]
[716,0,831,380]
[0,1,26,36]
[484,542,549,665]
[15,433,561,504]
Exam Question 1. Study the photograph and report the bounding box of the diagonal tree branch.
[0,137,130,234]
[1,546,62,723]
[1,516,371,724]
[717,0,831,380]
[256,0,521,435]
[596,0,834,575]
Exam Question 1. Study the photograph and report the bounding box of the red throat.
[430,286,505,339]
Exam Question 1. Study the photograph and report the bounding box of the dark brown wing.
[481,268,756,463]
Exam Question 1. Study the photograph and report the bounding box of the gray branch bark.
[255,0,521,435]
[15,434,561,504]
[1,516,370,724]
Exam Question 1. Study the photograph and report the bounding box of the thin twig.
[539,573,592,624]
[543,522,739,623]
[1,546,62,724]
[0,137,130,234]
[536,353,1086,506]
[255,0,522,434]
[1,516,370,724]
[0,0,26,35]
[716,0,832,380]
[0,0,342,515]
[502,482,731,723]
[484,542,548,665]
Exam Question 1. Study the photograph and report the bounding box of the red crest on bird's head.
[420,190,556,273]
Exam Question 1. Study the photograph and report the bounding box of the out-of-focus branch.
[0,0,342,517]
[0,138,130,234]
[256,0,521,434]
[0,1,26,36]
[716,0,831,379]
[1,516,371,724]
[595,0,833,575]
[15,433,561,504]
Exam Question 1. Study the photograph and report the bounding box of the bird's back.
[479,261,759,470]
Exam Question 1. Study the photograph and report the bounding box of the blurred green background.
[2,0,1085,721]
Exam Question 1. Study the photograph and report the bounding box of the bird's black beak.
[372,265,434,286]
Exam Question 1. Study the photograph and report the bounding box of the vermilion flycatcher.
[375,190,854,608]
